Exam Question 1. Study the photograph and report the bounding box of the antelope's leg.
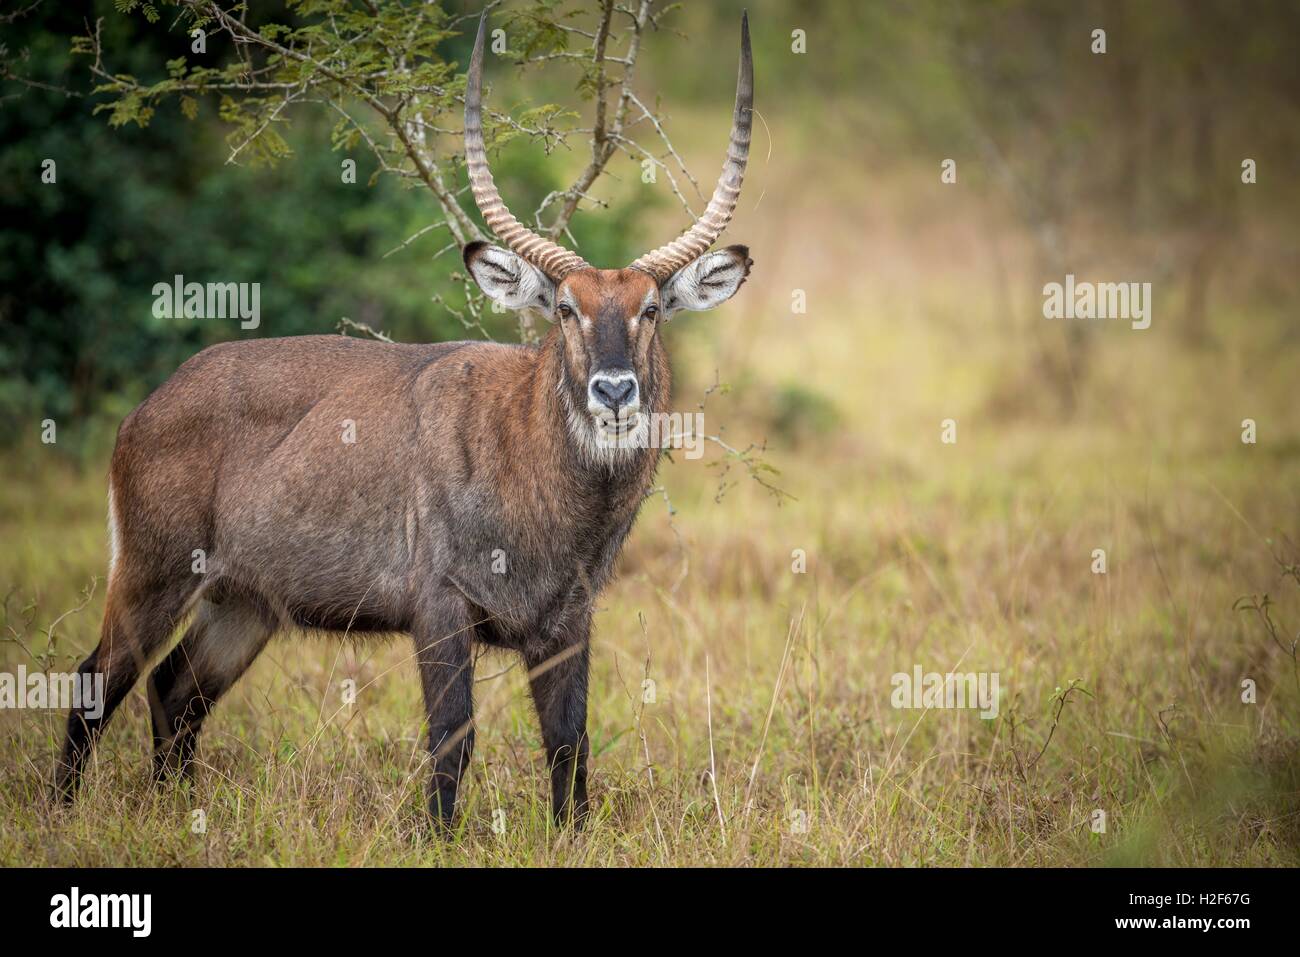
[414,591,477,828]
[57,575,196,801]
[526,625,591,827]
[147,595,275,781]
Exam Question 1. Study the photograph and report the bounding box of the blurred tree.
[835,0,1300,409]
[8,0,1298,449]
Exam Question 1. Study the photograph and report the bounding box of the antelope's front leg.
[526,626,591,827]
[414,594,476,829]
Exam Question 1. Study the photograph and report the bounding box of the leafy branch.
[62,1,789,542]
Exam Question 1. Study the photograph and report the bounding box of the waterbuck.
[57,11,754,828]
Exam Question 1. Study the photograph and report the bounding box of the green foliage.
[766,383,841,447]
[2,0,669,455]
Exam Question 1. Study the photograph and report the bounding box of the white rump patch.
[107,480,120,582]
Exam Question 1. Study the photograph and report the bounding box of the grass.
[3,183,1298,867]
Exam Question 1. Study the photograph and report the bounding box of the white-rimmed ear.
[660,245,752,318]
[463,241,556,314]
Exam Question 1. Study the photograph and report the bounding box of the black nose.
[591,377,636,410]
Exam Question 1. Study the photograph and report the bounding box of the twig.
[337,316,394,343]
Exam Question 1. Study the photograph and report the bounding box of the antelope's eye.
[643,304,659,321]
[557,303,574,320]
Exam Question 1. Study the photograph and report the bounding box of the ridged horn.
[629,11,753,283]
[464,13,590,279]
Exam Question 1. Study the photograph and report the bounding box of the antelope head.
[461,11,755,444]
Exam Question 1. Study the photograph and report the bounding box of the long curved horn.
[464,13,590,278]
[629,11,753,283]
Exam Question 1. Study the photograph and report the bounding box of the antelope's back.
[107,335,474,618]
[117,334,465,461]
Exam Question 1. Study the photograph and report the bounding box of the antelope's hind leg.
[55,575,197,802]
[147,594,276,782]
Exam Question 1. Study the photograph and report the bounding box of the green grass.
[3,202,1298,866]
